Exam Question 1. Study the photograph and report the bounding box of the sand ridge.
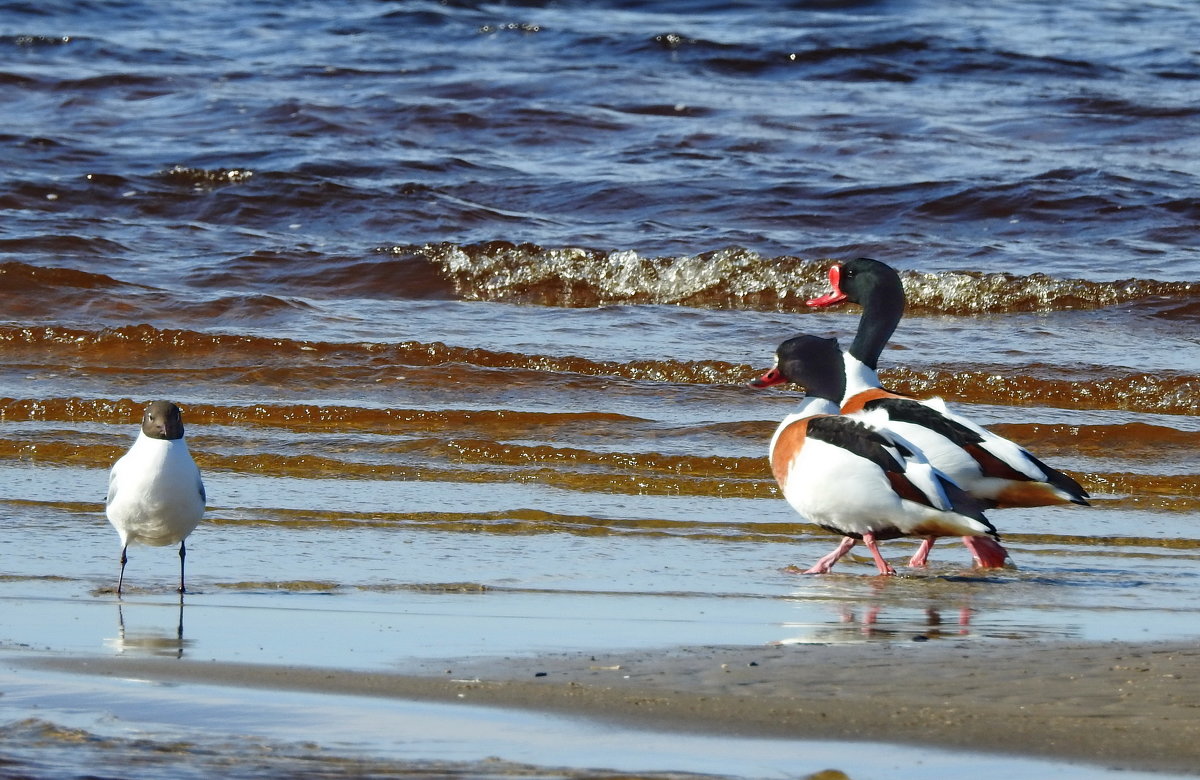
[24,638,1200,774]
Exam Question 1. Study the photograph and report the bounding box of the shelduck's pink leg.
[861,532,896,576]
[962,536,1009,568]
[803,536,856,574]
[908,537,935,567]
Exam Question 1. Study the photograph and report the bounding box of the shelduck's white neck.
[769,396,840,464]
[841,352,882,405]
[791,396,841,420]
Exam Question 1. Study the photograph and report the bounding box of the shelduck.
[750,334,1005,575]
[807,257,1089,564]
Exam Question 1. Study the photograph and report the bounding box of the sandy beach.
[20,637,1200,775]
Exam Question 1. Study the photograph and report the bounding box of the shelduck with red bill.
[806,258,1089,565]
[750,334,1005,575]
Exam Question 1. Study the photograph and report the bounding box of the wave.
[210,508,814,543]
[0,325,745,384]
[156,165,255,189]
[883,367,1199,417]
[6,246,1195,317]
[4,397,1194,505]
[634,29,1120,82]
[0,260,139,292]
[4,396,1195,449]
[3,324,1196,414]
[409,243,829,309]
[395,243,1199,314]
[0,262,329,326]
[992,422,1200,461]
[3,35,73,48]
[189,248,456,300]
[0,396,644,429]
[15,486,1200,544]
[0,429,771,501]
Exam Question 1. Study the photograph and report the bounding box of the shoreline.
[19,638,1200,774]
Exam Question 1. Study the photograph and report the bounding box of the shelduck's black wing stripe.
[1023,450,1090,502]
[935,473,995,528]
[806,416,903,474]
[869,398,1088,504]
[862,398,985,448]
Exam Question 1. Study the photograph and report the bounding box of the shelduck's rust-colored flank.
[770,419,809,486]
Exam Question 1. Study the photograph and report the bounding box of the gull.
[106,400,205,595]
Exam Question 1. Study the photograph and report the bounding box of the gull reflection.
[105,600,189,658]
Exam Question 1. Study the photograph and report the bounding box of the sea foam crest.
[902,270,1196,313]
[420,242,825,308]
[391,242,1197,313]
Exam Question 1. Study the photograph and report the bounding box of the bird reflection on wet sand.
[107,602,188,659]
[773,603,971,645]
[772,573,1011,644]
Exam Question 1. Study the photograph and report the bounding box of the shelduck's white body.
[753,338,1001,575]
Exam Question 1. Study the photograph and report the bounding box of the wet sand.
[24,638,1200,775]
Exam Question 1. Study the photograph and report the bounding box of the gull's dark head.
[142,400,185,440]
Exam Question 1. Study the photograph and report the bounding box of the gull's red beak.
[806,263,847,307]
[749,367,787,388]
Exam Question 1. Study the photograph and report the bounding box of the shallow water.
[2,0,1199,777]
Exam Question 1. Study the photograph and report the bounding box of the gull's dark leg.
[177,540,187,595]
[117,544,129,597]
